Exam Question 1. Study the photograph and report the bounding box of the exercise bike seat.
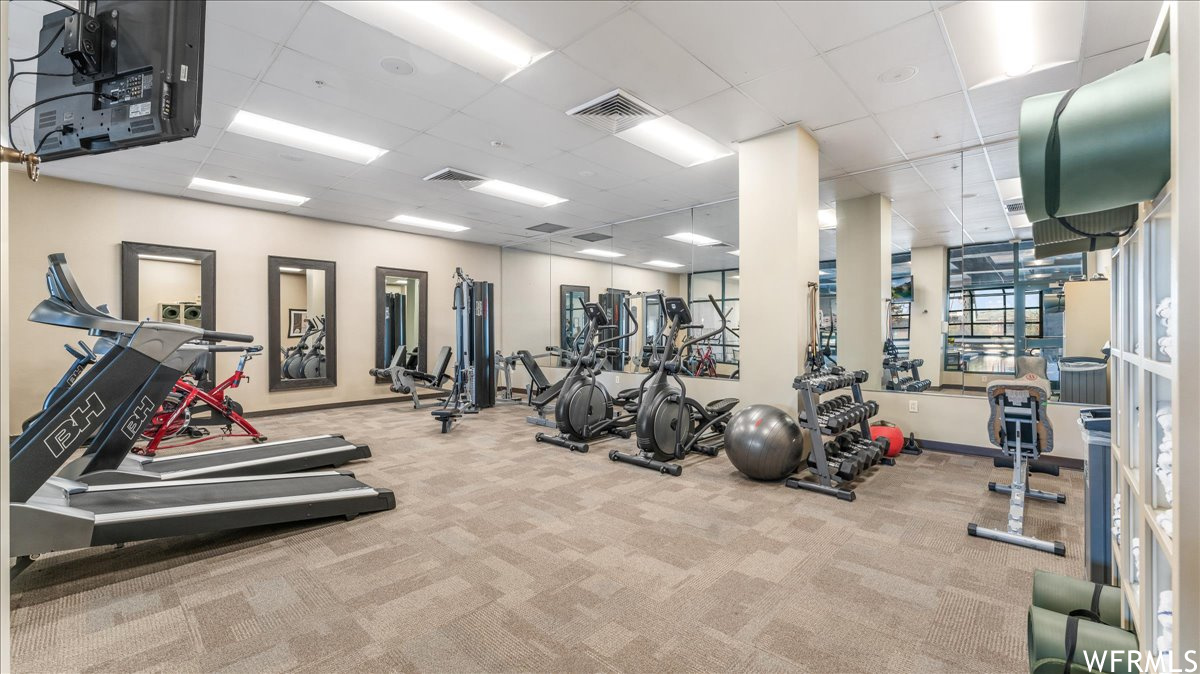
[704,398,739,416]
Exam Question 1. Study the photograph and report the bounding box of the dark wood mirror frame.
[121,241,217,387]
[268,255,337,391]
[375,266,429,378]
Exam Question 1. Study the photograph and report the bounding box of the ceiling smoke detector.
[566,89,662,134]
[877,66,918,84]
[380,56,415,76]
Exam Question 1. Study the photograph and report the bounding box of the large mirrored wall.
[500,200,740,382]
[817,141,1111,404]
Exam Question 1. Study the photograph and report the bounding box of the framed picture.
[288,309,308,337]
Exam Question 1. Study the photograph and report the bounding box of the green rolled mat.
[1031,570,1123,627]
[1028,606,1139,674]
[1019,53,1171,255]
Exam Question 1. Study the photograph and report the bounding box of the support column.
[910,245,948,388]
[738,127,820,413]
[835,195,891,380]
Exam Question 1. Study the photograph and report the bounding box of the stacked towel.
[1112,492,1122,544]
[1156,510,1174,539]
[1131,537,1141,584]
[1156,297,1174,360]
[1156,407,1173,504]
[1157,590,1173,658]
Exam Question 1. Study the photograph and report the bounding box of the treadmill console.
[584,302,609,326]
[663,297,691,324]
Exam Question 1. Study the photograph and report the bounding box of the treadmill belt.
[143,436,365,474]
[73,473,369,513]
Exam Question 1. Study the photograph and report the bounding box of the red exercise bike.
[138,344,267,455]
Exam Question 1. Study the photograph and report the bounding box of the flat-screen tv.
[891,275,913,303]
[27,0,205,161]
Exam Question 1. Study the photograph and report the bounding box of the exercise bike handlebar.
[199,330,255,344]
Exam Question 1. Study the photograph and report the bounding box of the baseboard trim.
[919,439,1084,471]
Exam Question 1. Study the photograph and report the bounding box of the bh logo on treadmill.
[121,396,156,440]
[44,392,106,457]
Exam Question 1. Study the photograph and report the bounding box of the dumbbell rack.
[785,371,894,501]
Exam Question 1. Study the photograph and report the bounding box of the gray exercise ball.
[724,404,807,481]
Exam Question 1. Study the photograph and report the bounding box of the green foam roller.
[1031,570,1122,627]
[1019,53,1170,253]
[1028,606,1139,674]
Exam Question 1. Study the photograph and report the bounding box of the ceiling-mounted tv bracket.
[0,146,41,181]
[62,0,119,85]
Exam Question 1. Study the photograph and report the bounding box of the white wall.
[7,176,500,421]
[910,246,947,388]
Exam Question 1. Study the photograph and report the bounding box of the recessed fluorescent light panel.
[389,214,470,233]
[617,116,733,168]
[941,1,1084,89]
[321,1,550,81]
[138,254,199,264]
[227,111,387,164]
[645,260,684,269]
[728,249,741,257]
[279,266,305,274]
[470,179,567,207]
[818,209,837,229]
[665,232,722,247]
[579,249,624,258]
[188,177,309,207]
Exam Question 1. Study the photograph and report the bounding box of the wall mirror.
[500,237,554,374]
[375,267,428,379]
[817,141,1110,403]
[559,284,590,365]
[268,256,336,391]
[121,241,216,386]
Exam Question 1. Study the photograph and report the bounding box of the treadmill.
[37,255,372,484]
[10,256,395,574]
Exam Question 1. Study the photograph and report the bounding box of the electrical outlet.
[908,400,919,413]
[614,375,620,384]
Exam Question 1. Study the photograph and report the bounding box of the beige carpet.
[11,403,1085,673]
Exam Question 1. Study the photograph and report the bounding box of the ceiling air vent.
[1004,198,1026,215]
[566,89,662,134]
[574,232,612,242]
[527,222,568,233]
[423,168,487,187]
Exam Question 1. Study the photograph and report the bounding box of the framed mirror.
[375,267,428,379]
[268,256,336,391]
[121,241,216,386]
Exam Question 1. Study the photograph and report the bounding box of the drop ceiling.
[5,0,1159,252]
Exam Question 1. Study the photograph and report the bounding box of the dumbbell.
[799,405,861,434]
[834,432,880,467]
[815,394,853,414]
[808,441,862,480]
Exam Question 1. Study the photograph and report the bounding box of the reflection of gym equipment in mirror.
[559,284,589,366]
[375,267,428,381]
[883,298,931,392]
[536,298,640,453]
[268,256,337,391]
[609,294,739,476]
[370,346,453,409]
[432,268,495,433]
[967,356,1067,556]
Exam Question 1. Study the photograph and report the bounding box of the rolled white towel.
[1158,590,1173,626]
[1156,296,1173,321]
[1156,407,1172,433]
[1131,537,1141,583]
[1156,634,1173,658]
[1159,335,1175,359]
[1157,510,1174,538]
[1157,448,1173,471]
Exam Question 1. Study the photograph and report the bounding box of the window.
[949,288,1043,338]
[686,270,739,364]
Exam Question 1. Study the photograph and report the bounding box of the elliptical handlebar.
[596,296,639,348]
[680,294,726,351]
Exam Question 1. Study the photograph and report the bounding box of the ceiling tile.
[475,1,628,49]
[204,1,309,44]
[671,88,781,146]
[813,117,904,172]
[818,176,871,204]
[261,49,455,132]
[202,66,256,107]
[739,56,868,131]
[382,133,528,180]
[503,52,616,112]
[823,14,962,114]
[285,2,495,110]
[571,136,683,182]
[1082,0,1162,57]
[204,20,278,80]
[967,62,1079,138]
[779,1,933,53]
[529,152,641,191]
[634,1,815,85]
[940,1,1084,90]
[853,166,931,197]
[875,92,975,156]
[424,112,562,165]
[1081,42,1148,85]
[460,86,607,152]
[239,83,420,151]
[563,11,730,112]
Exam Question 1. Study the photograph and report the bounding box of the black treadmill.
[36,255,373,484]
[9,255,395,573]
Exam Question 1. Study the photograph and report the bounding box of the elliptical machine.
[535,298,640,453]
[609,294,738,476]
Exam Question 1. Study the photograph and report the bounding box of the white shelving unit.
[1107,2,1197,665]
